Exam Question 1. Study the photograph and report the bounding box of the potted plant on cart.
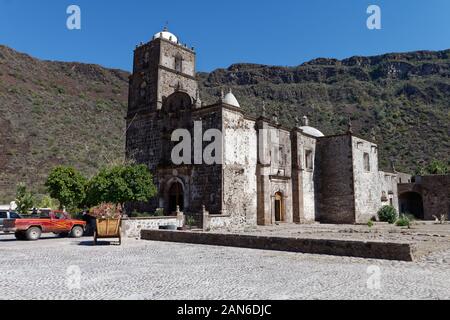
[90,203,122,245]
[85,164,158,244]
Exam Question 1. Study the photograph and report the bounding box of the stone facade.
[126,30,407,229]
[315,135,356,224]
[398,175,450,220]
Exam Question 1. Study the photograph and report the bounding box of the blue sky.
[0,0,449,72]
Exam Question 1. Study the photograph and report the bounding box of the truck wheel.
[15,232,26,240]
[26,227,41,241]
[70,226,84,238]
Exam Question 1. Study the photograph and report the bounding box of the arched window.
[274,192,284,222]
[174,54,182,73]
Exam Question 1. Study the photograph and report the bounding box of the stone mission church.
[126,28,403,229]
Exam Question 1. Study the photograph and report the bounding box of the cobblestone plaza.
[1,234,449,300]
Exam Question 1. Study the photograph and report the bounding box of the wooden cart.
[94,218,121,245]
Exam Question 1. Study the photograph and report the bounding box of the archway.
[168,181,184,214]
[163,91,193,113]
[274,192,284,222]
[399,192,424,219]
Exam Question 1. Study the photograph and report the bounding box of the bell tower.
[127,28,199,117]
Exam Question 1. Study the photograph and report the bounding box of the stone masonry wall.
[222,108,258,227]
[352,136,381,223]
[297,133,318,222]
[379,171,400,212]
[256,119,293,225]
[316,135,355,224]
[122,217,181,238]
[157,40,197,110]
[420,175,450,220]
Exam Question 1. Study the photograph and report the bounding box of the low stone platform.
[141,229,417,261]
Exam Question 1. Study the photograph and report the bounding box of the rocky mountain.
[0,45,449,202]
[0,45,129,202]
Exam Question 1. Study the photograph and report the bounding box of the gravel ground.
[1,233,450,300]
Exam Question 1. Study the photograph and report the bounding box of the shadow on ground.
[78,240,121,246]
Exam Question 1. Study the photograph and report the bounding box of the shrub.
[367,220,374,228]
[186,216,196,227]
[396,214,411,228]
[403,213,416,222]
[378,205,398,224]
[155,208,164,217]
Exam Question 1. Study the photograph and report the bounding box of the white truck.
[0,210,21,232]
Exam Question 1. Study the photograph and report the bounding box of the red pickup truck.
[3,211,86,241]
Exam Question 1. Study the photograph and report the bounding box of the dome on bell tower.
[153,27,178,43]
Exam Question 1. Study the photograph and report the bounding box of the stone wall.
[399,175,450,220]
[351,136,381,223]
[126,112,161,171]
[420,175,450,220]
[316,134,356,224]
[296,133,318,222]
[397,172,413,184]
[379,171,400,212]
[122,216,183,239]
[157,39,197,110]
[128,40,160,113]
[255,119,294,225]
[222,108,258,227]
[159,40,195,76]
[141,230,417,261]
[203,214,233,231]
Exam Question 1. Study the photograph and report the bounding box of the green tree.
[38,195,58,210]
[426,159,449,175]
[45,166,87,211]
[86,164,157,212]
[15,183,35,215]
[416,159,449,175]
